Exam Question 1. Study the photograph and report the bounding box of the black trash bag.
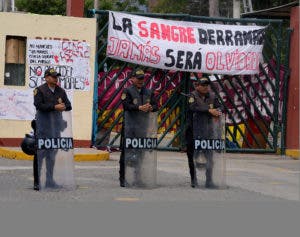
[20,133,36,155]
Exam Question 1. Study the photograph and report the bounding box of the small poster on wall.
[0,88,73,121]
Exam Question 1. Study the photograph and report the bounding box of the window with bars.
[4,36,27,86]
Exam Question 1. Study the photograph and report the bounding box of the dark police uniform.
[34,83,72,112]
[33,72,71,190]
[186,81,222,188]
[119,81,158,187]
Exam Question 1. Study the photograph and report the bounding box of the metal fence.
[88,10,291,153]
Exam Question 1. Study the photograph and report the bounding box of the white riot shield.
[36,111,75,191]
[124,111,157,188]
[193,113,226,189]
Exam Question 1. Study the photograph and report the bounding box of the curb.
[0,147,110,162]
[285,149,300,160]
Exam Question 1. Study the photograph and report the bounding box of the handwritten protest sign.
[27,39,91,91]
[0,88,73,120]
[0,89,34,120]
[107,11,266,75]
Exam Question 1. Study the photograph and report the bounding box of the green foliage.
[151,0,187,14]
[85,0,148,15]
[16,0,66,15]
[151,0,296,16]
[16,0,148,16]
[150,0,220,16]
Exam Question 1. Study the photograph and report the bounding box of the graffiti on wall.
[27,39,91,91]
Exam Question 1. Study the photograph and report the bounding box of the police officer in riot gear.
[33,68,72,190]
[186,75,222,188]
[119,69,158,187]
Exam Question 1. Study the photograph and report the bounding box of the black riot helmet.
[20,133,36,155]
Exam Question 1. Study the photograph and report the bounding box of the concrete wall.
[0,12,96,147]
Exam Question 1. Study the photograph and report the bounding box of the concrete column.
[233,0,240,18]
[66,0,84,17]
[286,6,299,158]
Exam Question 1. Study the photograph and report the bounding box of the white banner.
[27,39,91,91]
[107,11,266,75]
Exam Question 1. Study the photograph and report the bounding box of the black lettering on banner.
[194,139,225,150]
[37,137,74,150]
[125,138,158,149]
[258,29,265,45]
[197,28,264,46]
[252,29,265,45]
[216,30,225,45]
[207,29,215,45]
[176,50,185,69]
[193,52,202,70]
[123,18,133,35]
[112,12,133,35]
[165,49,202,70]
[185,51,193,69]
[243,31,253,45]
[165,49,175,67]
[112,12,122,31]
[234,30,243,46]
[225,30,234,46]
[198,28,208,44]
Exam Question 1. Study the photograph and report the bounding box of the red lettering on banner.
[138,21,148,37]
[150,23,160,39]
[206,50,260,72]
[225,52,235,70]
[107,36,160,64]
[161,24,171,41]
[171,26,179,42]
[137,21,196,44]
[130,42,143,61]
[118,40,131,58]
[216,51,225,70]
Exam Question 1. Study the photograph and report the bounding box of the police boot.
[33,182,39,191]
[33,155,39,191]
[190,170,198,188]
[120,179,125,187]
[191,178,198,188]
[205,169,218,189]
[119,172,126,187]
[119,170,126,187]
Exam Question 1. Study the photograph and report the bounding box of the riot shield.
[36,110,75,191]
[124,111,157,188]
[193,112,226,189]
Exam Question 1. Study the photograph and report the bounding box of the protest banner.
[107,11,266,75]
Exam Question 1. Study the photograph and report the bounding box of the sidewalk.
[0,147,110,162]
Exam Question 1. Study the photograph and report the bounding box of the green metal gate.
[88,10,291,153]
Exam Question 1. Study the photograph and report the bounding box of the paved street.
[0,152,299,201]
